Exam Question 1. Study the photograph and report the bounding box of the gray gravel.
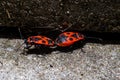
[0,39,120,80]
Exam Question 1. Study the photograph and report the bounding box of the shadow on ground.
[20,41,86,55]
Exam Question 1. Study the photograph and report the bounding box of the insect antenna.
[15,28,25,52]
[18,28,23,39]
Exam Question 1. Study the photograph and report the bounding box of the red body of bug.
[55,32,84,47]
[26,35,54,47]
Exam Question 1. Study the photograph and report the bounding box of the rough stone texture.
[0,0,120,32]
[0,39,120,80]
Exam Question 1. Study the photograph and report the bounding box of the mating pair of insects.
[24,31,85,50]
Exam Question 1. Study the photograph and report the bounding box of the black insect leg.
[24,43,32,49]
[35,45,41,48]
[24,39,32,49]
[22,42,32,55]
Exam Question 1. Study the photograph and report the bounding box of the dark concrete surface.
[0,0,120,32]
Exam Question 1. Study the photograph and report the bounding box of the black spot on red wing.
[30,37,32,40]
[69,38,73,41]
[42,40,46,43]
[41,36,45,38]
[71,34,78,39]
